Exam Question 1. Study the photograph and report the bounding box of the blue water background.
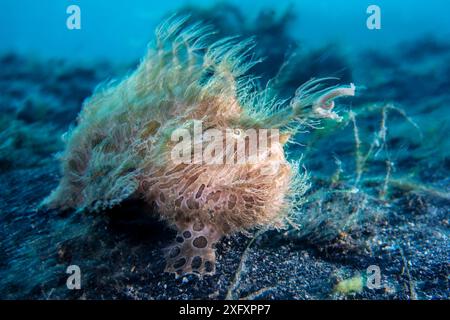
[1,0,449,62]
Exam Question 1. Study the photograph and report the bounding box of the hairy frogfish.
[44,16,355,276]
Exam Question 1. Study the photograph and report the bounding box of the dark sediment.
[0,5,449,300]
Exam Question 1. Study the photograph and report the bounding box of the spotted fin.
[165,220,222,276]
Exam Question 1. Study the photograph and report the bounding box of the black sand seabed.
[0,36,449,300]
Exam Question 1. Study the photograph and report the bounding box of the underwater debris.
[334,274,364,295]
[43,16,355,276]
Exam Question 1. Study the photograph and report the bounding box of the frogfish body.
[44,16,355,275]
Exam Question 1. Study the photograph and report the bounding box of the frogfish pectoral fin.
[164,220,222,276]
